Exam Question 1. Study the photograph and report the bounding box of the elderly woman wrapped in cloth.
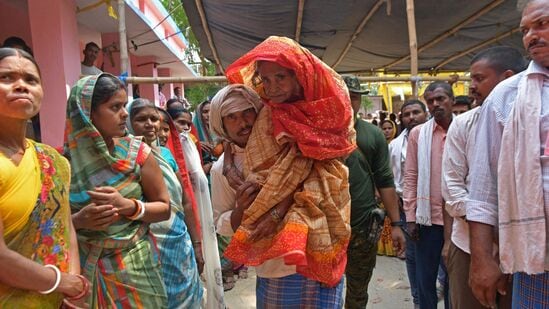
[221,36,355,307]
[65,74,170,308]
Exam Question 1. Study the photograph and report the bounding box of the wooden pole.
[195,0,225,74]
[406,0,418,98]
[295,0,305,42]
[123,75,468,84]
[381,0,504,71]
[118,0,128,74]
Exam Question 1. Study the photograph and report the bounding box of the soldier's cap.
[343,75,369,94]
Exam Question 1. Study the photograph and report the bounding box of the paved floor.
[223,255,443,308]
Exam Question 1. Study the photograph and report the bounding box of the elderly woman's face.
[0,55,43,121]
[257,61,303,103]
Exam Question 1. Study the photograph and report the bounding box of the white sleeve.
[210,157,237,236]
[442,117,468,218]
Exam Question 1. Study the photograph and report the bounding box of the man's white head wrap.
[209,84,263,141]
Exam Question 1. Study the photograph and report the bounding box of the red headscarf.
[226,36,355,160]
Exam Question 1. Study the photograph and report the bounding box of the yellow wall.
[372,73,468,113]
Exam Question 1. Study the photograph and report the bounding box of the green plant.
[159,0,222,105]
[361,96,373,110]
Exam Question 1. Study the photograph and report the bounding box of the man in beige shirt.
[209,86,295,281]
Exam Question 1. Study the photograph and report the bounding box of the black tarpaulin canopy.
[181,0,527,75]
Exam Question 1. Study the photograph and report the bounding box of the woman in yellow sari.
[0,47,89,308]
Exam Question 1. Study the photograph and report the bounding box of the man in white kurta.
[466,1,549,307]
[441,46,525,309]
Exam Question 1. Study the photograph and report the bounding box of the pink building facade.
[0,0,195,147]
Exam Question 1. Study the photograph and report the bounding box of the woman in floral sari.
[0,47,88,308]
[126,98,203,308]
[65,74,170,308]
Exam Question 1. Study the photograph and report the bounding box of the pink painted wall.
[101,32,122,76]
[133,55,158,104]
[128,0,187,54]
[0,1,32,50]
[158,68,172,98]
[28,0,81,147]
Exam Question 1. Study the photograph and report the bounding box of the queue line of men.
[394,1,548,307]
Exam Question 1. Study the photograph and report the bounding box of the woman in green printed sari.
[65,74,170,308]
[126,98,204,308]
[0,47,89,308]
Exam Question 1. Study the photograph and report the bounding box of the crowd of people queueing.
[0,1,548,308]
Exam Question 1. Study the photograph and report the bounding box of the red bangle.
[65,274,89,301]
[127,199,141,220]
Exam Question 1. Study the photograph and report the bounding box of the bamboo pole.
[195,0,225,74]
[126,76,227,84]
[381,0,505,70]
[434,27,520,70]
[332,0,386,68]
[118,0,128,73]
[295,0,305,42]
[357,76,469,82]
[405,0,418,98]
[123,75,469,84]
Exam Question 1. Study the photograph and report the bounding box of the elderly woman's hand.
[248,195,293,242]
[248,210,279,242]
[72,203,119,231]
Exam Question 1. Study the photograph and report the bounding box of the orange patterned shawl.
[223,36,354,286]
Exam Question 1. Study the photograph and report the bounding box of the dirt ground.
[223,255,445,308]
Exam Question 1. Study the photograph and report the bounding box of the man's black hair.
[400,99,427,113]
[2,36,33,55]
[454,95,472,108]
[471,46,527,74]
[424,81,454,99]
[85,42,100,50]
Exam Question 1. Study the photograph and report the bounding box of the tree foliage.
[159,0,220,108]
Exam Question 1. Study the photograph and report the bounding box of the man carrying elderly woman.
[211,36,355,308]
